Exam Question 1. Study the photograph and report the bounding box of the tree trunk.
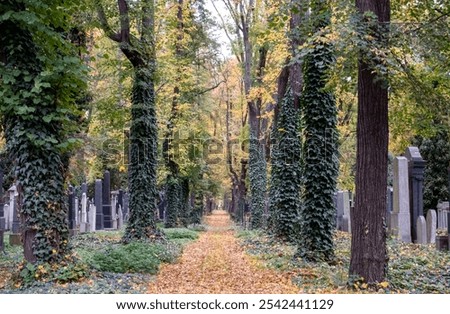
[350,0,390,283]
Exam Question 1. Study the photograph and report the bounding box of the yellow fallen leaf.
[380,281,389,288]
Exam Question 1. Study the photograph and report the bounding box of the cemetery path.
[147,210,300,294]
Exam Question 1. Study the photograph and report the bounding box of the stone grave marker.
[406,147,426,242]
[426,209,437,244]
[386,187,393,230]
[111,191,118,229]
[391,156,412,242]
[336,191,344,230]
[118,205,124,229]
[68,186,77,236]
[342,191,351,232]
[9,185,21,245]
[416,215,427,244]
[95,179,103,230]
[102,171,112,229]
[80,193,88,233]
[88,203,96,233]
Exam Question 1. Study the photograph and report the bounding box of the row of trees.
[1,0,448,285]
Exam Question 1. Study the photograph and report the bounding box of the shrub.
[163,228,199,240]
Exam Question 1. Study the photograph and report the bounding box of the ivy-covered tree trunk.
[179,177,191,227]
[249,129,267,229]
[349,0,390,283]
[97,0,160,241]
[165,176,181,228]
[269,89,302,241]
[1,0,84,263]
[124,67,159,240]
[192,189,204,225]
[299,0,339,262]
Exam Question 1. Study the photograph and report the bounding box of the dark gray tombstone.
[118,189,124,222]
[81,182,88,196]
[95,179,104,230]
[405,147,426,242]
[68,186,77,235]
[0,167,4,251]
[102,171,112,229]
[123,192,129,222]
[386,187,393,230]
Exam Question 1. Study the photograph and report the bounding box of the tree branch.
[96,1,121,42]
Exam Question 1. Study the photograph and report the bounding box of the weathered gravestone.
[102,171,112,229]
[426,209,437,244]
[416,215,427,244]
[79,193,88,233]
[437,202,448,229]
[95,179,103,230]
[68,186,77,236]
[9,185,21,245]
[342,191,351,232]
[111,191,118,229]
[88,203,96,233]
[118,205,124,229]
[123,192,129,222]
[391,157,412,242]
[406,147,426,242]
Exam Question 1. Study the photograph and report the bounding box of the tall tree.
[96,0,160,241]
[349,0,390,283]
[0,0,85,263]
[299,0,339,262]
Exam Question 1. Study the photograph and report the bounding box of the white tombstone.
[342,191,351,233]
[111,192,118,229]
[416,216,427,244]
[74,196,79,227]
[8,186,16,231]
[426,210,437,244]
[391,157,412,242]
[3,204,9,230]
[80,193,88,233]
[88,204,96,232]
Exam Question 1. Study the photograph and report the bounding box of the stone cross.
[102,171,112,229]
[95,179,103,230]
[416,215,427,244]
[426,209,437,244]
[391,156,412,242]
[406,147,426,242]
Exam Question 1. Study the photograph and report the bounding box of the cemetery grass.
[239,230,450,293]
[0,227,203,294]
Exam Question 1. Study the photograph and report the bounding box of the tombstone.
[81,182,88,196]
[68,186,77,236]
[95,179,104,230]
[111,191,118,229]
[391,157,412,242]
[79,193,88,233]
[0,167,4,251]
[416,215,427,244]
[74,196,79,228]
[2,205,9,231]
[336,191,344,230]
[426,209,437,244]
[102,171,112,229]
[437,202,449,229]
[386,187,393,230]
[117,205,124,229]
[405,147,426,242]
[342,191,351,232]
[9,186,21,245]
[123,192,129,222]
[88,203,96,232]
